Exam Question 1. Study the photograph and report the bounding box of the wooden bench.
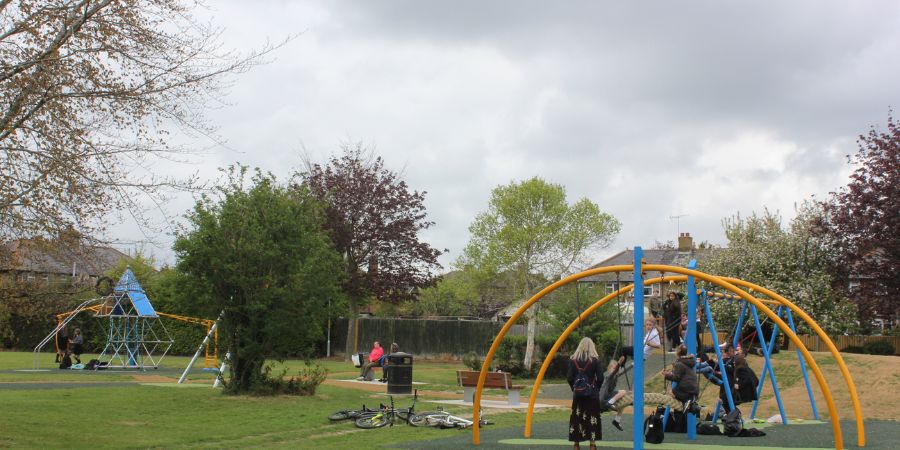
[457,370,524,406]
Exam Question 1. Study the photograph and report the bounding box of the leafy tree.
[174,167,344,394]
[0,0,281,245]
[701,205,857,334]
[825,114,900,331]
[300,145,443,357]
[400,271,480,317]
[542,283,620,356]
[459,177,620,370]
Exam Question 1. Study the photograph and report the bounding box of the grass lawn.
[0,351,568,449]
[1,350,897,449]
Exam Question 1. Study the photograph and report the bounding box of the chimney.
[678,232,693,251]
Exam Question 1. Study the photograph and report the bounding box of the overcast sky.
[122,1,900,271]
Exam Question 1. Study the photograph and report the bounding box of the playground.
[0,350,898,449]
[2,257,899,448]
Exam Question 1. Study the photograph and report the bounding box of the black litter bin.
[386,352,413,394]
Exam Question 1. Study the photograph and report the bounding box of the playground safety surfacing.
[393,417,900,450]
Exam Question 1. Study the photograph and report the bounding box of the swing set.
[469,247,865,450]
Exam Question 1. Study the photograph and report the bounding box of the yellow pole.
[643,265,844,450]
[471,265,632,445]
[724,277,865,447]
[524,275,686,437]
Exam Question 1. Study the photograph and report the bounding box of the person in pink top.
[358,341,384,380]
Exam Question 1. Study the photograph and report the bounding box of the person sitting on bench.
[357,341,384,381]
[377,343,400,383]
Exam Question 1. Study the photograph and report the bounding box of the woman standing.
[663,292,683,351]
[567,337,602,450]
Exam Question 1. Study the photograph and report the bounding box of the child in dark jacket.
[664,345,700,404]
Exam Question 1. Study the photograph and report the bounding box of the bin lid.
[387,352,412,362]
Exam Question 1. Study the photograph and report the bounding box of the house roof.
[2,240,130,277]
[580,247,719,283]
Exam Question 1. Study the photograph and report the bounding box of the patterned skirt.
[569,396,602,442]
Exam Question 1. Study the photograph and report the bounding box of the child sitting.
[598,359,629,431]
[696,352,723,385]
[664,345,700,412]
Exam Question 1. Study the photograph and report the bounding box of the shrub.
[238,362,328,396]
[862,340,896,356]
[462,351,484,371]
[841,345,865,354]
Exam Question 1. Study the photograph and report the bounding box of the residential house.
[1,239,130,289]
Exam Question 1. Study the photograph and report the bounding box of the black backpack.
[572,359,596,399]
[644,409,664,444]
[59,354,72,369]
[664,408,688,433]
[86,359,101,370]
[697,422,723,435]
[724,408,743,437]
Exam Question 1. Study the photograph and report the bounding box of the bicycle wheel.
[356,413,390,429]
[328,410,351,421]
[409,412,448,427]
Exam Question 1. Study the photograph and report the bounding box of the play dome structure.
[469,247,864,450]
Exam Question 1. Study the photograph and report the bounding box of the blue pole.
[732,301,748,349]
[685,260,699,439]
[751,306,784,419]
[704,295,736,413]
[786,309,820,420]
[749,304,787,423]
[632,248,645,450]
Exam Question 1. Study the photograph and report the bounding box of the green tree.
[542,283,620,358]
[701,204,857,334]
[174,167,344,394]
[459,177,620,370]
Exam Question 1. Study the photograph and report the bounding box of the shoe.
[612,419,623,431]
[356,376,365,381]
[606,399,616,408]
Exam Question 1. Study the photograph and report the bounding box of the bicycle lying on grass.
[328,404,379,422]
[408,407,493,429]
[354,390,420,429]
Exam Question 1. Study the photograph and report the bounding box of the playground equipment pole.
[704,291,736,421]
[750,304,788,423]
[178,311,223,384]
[685,260,698,440]
[786,309,820,420]
[213,351,230,388]
[632,248,645,450]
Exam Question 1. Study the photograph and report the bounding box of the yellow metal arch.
[524,275,687,436]
[524,276,839,443]
[722,277,865,447]
[471,264,631,445]
[472,265,846,450]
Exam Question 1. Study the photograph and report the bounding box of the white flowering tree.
[700,203,857,335]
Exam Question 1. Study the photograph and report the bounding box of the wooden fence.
[696,332,899,354]
[328,318,899,358]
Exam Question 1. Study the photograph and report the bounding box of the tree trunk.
[523,305,537,371]
[343,296,360,361]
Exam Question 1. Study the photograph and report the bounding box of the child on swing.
[598,359,629,431]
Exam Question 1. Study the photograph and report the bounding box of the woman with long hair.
[567,337,602,450]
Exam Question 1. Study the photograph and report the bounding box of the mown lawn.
[0,351,568,448]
